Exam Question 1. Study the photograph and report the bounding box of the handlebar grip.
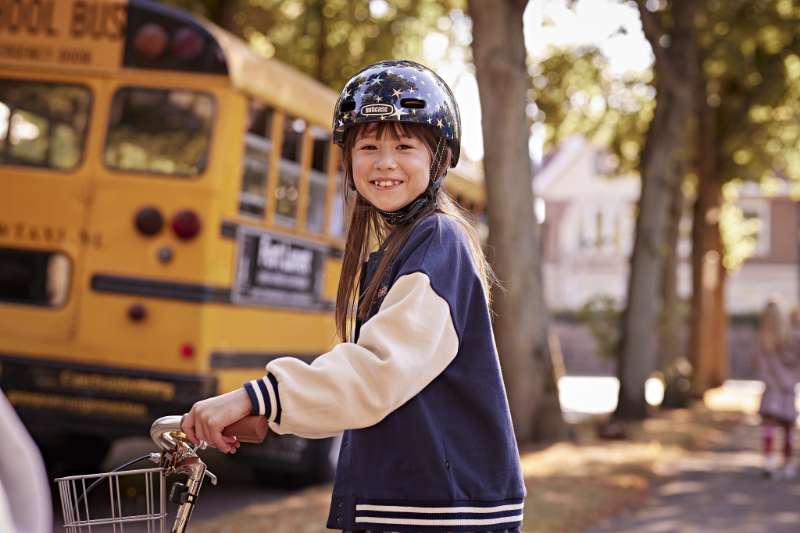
[151,415,184,450]
[222,416,268,444]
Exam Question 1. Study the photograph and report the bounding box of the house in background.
[535,135,799,315]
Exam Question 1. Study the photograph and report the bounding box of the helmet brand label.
[360,103,395,116]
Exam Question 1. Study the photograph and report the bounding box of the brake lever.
[204,469,218,486]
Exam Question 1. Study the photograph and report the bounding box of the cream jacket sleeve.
[243,271,459,439]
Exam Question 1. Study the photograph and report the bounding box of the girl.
[181,60,526,532]
[756,301,799,479]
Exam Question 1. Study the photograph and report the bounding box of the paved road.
[584,420,800,533]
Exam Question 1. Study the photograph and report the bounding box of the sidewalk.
[192,386,799,533]
[584,412,800,532]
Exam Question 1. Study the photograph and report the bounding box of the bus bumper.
[0,354,217,439]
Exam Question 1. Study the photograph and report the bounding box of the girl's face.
[351,124,432,213]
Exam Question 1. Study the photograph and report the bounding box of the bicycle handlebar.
[150,415,186,451]
[150,414,268,451]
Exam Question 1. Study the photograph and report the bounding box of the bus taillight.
[134,206,164,236]
[171,210,201,240]
[134,23,168,59]
[172,27,204,61]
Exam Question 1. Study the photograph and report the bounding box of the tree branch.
[636,0,679,91]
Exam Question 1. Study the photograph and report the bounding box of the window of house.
[576,203,630,255]
[739,200,770,257]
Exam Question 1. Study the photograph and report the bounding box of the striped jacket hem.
[353,500,524,529]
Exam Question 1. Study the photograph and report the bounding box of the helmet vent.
[340,100,356,112]
[401,98,426,109]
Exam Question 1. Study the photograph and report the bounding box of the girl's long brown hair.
[334,122,494,342]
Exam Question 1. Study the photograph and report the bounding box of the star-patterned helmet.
[332,60,461,167]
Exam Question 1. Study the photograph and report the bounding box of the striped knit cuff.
[243,373,282,424]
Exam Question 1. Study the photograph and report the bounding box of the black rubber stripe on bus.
[91,274,231,303]
[209,351,318,369]
[219,220,344,258]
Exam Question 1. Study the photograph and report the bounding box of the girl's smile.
[352,124,431,213]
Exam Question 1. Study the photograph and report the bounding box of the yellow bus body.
[0,0,484,476]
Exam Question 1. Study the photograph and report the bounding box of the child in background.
[756,301,799,479]
[181,60,526,532]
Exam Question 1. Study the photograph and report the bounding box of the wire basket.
[56,467,166,532]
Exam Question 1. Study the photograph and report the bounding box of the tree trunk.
[615,0,698,420]
[659,161,687,370]
[314,0,327,84]
[468,0,566,442]
[711,258,728,386]
[689,97,727,393]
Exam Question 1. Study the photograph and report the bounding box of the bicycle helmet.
[332,60,462,224]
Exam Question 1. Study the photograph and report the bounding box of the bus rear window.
[104,87,214,177]
[0,80,91,171]
[0,247,71,308]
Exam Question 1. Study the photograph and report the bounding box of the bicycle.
[55,415,266,532]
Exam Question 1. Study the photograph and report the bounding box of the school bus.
[0,0,485,480]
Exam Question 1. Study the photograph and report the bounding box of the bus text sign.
[233,227,330,311]
[0,0,126,71]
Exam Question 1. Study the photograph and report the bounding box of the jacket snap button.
[336,516,342,525]
[445,460,450,469]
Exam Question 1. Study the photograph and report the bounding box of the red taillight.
[180,343,195,359]
[171,210,201,240]
[134,23,168,59]
[172,27,204,60]
[134,206,164,236]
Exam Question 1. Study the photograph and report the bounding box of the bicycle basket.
[56,467,166,532]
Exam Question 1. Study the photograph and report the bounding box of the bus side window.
[305,126,329,233]
[238,101,274,218]
[330,158,348,239]
[274,114,305,226]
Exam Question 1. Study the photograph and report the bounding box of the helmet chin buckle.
[376,172,444,226]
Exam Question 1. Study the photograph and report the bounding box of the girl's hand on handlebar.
[181,389,252,454]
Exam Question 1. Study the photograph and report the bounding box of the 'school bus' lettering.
[0,0,125,70]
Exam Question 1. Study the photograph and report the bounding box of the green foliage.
[161,0,463,90]
[718,181,762,271]
[533,0,800,271]
[692,1,800,270]
[529,45,654,176]
[699,0,800,184]
[576,294,621,360]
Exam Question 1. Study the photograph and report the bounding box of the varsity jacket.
[244,214,526,532]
